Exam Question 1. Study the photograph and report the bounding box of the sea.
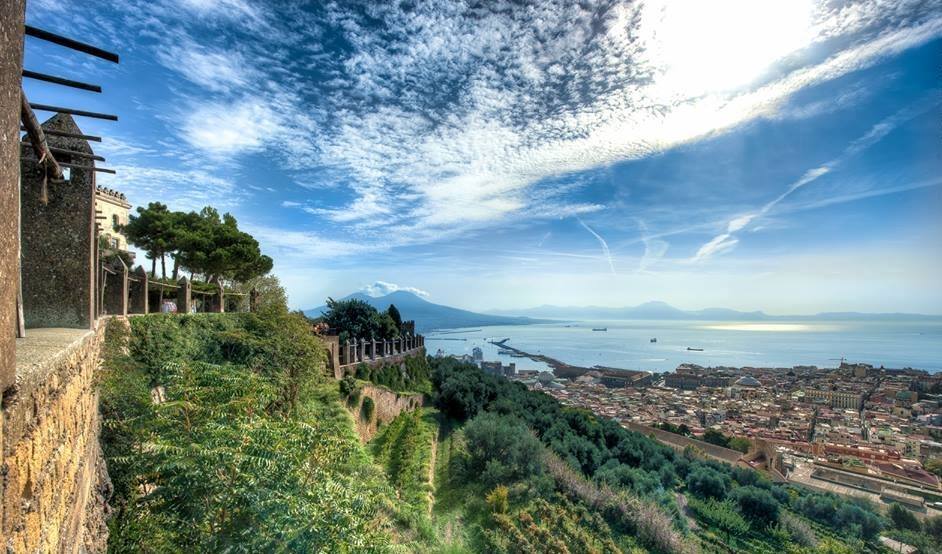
[426,319,942,373]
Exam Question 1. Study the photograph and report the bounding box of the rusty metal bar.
[22,69,101,92]
[19,92,63,179]
[58,161,115,174]
[29,102,117,121]
[21,127,102,142]
[24,25,120,63]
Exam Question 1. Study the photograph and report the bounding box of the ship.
[686,347,704,351]
[650,338,657,343]
[591,327,607,332]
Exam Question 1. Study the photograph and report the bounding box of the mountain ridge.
[304,291,549,332]
[486,300,941,321]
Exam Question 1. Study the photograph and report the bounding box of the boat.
[686,347,704,351]
[498,349,513,355]
[650,338,657,343]
[592,327,607,332]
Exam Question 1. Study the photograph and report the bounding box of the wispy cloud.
[577,217,616,275]
[693,94,941,261]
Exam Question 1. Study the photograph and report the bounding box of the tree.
[322,298,399,342]
[685,466,728,500]
[463,412,543,488]
[731,485,780,527]
[386,304,403,331]
[925,457,942,478]
[123,202,176,278]
[702,428,731,448]
[888,503,921,532]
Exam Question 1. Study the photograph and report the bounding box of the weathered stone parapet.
[2,322,112,553]
[128,266,148,314]
[103,258,128,316]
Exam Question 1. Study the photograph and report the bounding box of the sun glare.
[642,0,816,94]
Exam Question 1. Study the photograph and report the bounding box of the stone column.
[0,0,25,391]
[103,258,128,316]
[215,284,225,313]
[176,276,192,314]
[20,114,96,329]
[129,265,148,314]
[358,339,365,362]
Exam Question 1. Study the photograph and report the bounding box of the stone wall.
[2,323,112,553]
[349,385,424,442]
[0,0,25,392]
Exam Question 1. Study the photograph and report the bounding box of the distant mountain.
[487,301,940,321]
[304,291,548,332]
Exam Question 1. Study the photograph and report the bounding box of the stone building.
[95,186,131,250]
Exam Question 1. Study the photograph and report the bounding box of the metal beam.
[22,69,101,92]
[29,102,117,121]
[24,25,119,63]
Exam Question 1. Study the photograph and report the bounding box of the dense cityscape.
[447,345,942,517]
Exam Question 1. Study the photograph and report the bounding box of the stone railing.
[322,334,426,379]
[100,259,257,316]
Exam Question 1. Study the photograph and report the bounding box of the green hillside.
[98,309,937,553]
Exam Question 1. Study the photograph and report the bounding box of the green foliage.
[387,304,403,331]
[924,457,942,478]
[123,203,272,283]
[688,497,749,543]
[729,436,752,453]
[370,410,437,516]
[686,466,729,500]
[485,485,509,514]
[731,485,780,527]
[463,412,544,488]
[101,317,389,552]
[888,502,921,532]
[323,297,400,342]
[925,514,942,540]
[369,355,431,393]
[361,396,375,421]
[339,375,359,398]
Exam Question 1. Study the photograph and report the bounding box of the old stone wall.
[350,385,424,442]
[2,323,112,553]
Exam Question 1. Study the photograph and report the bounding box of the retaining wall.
[349,385,424,442]
[2,323,112,553]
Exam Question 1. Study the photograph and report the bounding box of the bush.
[685,466,729,500]
[888,502,921,532]
[463,412,543,487]
[486,485,510,514]
[730,485,780,527]
[361,396,375,421]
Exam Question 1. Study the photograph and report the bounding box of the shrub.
[361,396,375,421]
[888,502,921,532]
[730,485,780,527]
[486,485,510,514]
[464,412,543,487]
[685,466,729,500]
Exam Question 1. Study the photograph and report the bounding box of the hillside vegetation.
[100,310,933,552]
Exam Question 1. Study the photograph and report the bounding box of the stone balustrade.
[322,332,426,379]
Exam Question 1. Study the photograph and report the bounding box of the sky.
[22,0,942,314]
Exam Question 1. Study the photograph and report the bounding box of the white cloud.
[692,95,939,261]
[180,98,280,157]
[362,281,430,298]
[155,39,254,93]
[577,217,616,275]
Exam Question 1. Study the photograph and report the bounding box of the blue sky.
[23,0,942,313]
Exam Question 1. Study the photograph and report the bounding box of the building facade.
[95,186,131,250]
